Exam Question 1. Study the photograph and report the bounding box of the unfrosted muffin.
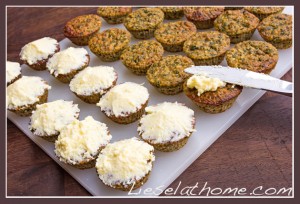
[29,100,79,142]
[7,76,51,116]
[19,37,59,71]
[95,137,155,191]
[226,40,279,74]
[55,116,112,169]
[6,61,21,86]
[64,14,102,46]
[244,7,285,21]
[70,66,118,104]
[160,7,184,20]
[138,102,195,152]
[154,21,197,52]
[97,7,132,24]
[46,47,90,83]
[97,82,149,124]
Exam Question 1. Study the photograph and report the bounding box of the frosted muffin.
[138,102,195,152]
[7,76,51,116]
[70,66,118,104]
[244,7,285,21]
[55,116,112,169]
[97,82,149,124]
[97,7,132,24]
[19,37,59,71]
[6,61,21,86]
[160,7,184,20]
[96,137,155,191]
[46,47,90,83]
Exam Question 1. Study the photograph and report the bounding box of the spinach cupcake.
[97,7,132,24]
[160,7,184,20]
[244,7,285,21]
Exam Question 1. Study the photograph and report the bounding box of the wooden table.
[7,7,292,196]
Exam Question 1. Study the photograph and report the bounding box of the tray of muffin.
[7,6,293,196]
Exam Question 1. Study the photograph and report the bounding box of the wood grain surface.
[6,7,292,196]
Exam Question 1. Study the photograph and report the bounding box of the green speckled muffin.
[257,13,292,49]
[124,8,164,39]
[146,55,194,95]
[160,7,184,20]
[244,7,285,21]
[97,7,132,24]
[120,40,164,75]
[183,31,230,65]
[88,28,131,62]
[64,14,102,46]
[154,21,197,52]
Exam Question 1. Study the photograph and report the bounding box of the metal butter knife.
[184,66,293,97]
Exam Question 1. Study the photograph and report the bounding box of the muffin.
[224,7,243,10]
[97,7,132,24]
[69,66,118,104]
[244,7,285,21]
[7,76,51,116]
[160,7,184,20]
[257,13,292,49]
[54,116,112,169]
[95,137,155,191]
[138,102,195,152]
[214,10,260,43]
[147,55,194,95]
[19,37,60,71]
[183,31,230,65]
[226,40,279,74]
[184,75,243,113]
[154,21,197,52]
[29,100,80,142]
[124,8,164,39]
[97,82,149,124]
[6,61,21,86]
[88,28,131,62]
[120,40,164,75]
[183,7,224,29]
[64,14,102,46]
[46,47,90,83]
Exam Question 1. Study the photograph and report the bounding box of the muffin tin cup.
[188,18,215,29]
[159,41,184,52]
[156,83,184,95]
[190,53,226,66]
[163,10,184,20]
[261,39,292,49]
[67,31,98,46]
[229,29,256,44]
[127,28,157,39]
[124,65,150,75]
[92,49,125,62]
[102,16,127,24]
[193,96,239,114]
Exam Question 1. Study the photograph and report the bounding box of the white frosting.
[54,116,112,164]
[46,47,88,77]
[95,138,155,187]
[138,102,195,144]
[20,37,58,65]
[7,76,51,109]
[6,61,21,83]
[70,66,117,96]
[97,82,149,117]
[187,75,226,96]
[29,100,79,136]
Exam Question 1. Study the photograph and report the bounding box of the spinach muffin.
[257,13,292,49]
[120,40,164,75]
[6,61,21,86]
[214,10,260,43]
[244,7,285,21]
[88,28,131,62]
[183,7,224,29]
[226,40,279,74]
[124,8,164,39]
[146,55,194,95]
[183,31,230,65]
[159,7,184,20]
[97,7,132,24]
[64,14,102,46]
[154,21,197,52]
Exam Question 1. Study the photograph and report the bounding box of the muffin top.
[160,7,183,13]
[138,102,195,144]
[6,61,21,84]
[120,40,164,69]
[97,7,132,17]
[147,55,194,88]
[97,82,149,117]
[257,13,292,42]
[64,14,102,37]
[7,76,51,109]
[183,7,224,21]
[88,28,131,54]
[29,100,79,136]
[226,40,279,73]
[95,137,155,187]
[124,8,164,31]
[70,66,117,96]
[55,116,112,165]
[154,21,197,45]
[214,10,259,36]
[46,47,89,76]
[183,31,230,60]
[244,7,284,15]
[20,37,58,65]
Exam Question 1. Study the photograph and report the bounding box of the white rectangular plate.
[7,7,293,197]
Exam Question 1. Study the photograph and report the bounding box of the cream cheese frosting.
[6,61,21,84]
